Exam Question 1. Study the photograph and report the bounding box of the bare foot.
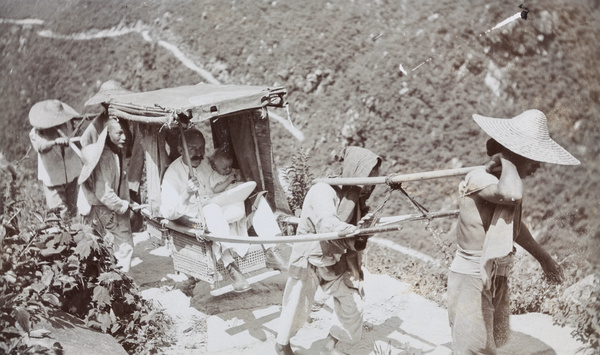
[275,342,294,355]
[321,334,346,354]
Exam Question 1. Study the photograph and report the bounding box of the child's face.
[212,157,233,175]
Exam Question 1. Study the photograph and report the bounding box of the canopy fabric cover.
[123,83,291,217]
[106,83,286,124]
[210,111,292,215]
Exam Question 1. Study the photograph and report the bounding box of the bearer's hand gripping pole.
[56,128,82,159]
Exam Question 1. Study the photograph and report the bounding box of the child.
[208,148,243,193]
[202,147,249,226]
[207,149,285,263]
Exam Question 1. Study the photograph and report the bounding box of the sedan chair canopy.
[91,82,290,217]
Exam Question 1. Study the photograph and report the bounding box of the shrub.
[509,241,600,351]
[0,171,173,354]
[554,275,600,351]
[281,150,313,215]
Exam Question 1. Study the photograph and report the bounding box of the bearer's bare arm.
[478,153,524,205]
[515,223,563,284]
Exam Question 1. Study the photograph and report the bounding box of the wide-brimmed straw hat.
[84,80,132,106]
[472,109,580,165]
[78,126,109,184]
[29,99,79,129]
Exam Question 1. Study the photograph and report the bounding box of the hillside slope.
[1,0,598,268]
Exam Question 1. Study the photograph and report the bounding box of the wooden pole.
[313,165,485,186]
[178,124,206,232]
[70,112,98,137]
[56,128,82,159]
[178,125,195,180]
[195,210,459,244]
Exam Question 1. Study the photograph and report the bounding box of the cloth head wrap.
[336,146,382,224]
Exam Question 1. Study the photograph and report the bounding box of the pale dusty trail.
[4,18,305,141]
[130,231,589,355]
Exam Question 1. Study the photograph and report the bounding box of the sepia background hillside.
[1,0,598,275]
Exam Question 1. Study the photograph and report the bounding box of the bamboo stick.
[111,102,168,114]
[108,107,169,124]
[201,210,459,244]
[313,165,485,186]
[178,124,206,232]
[56,128,82,159]
[71,113,96,136]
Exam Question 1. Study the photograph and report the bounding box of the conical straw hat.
[472,109,580,165]
[84,80,133,106]
[78,126,109,184]
[29,99,79,129]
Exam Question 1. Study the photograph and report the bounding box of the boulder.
[25,310,127,355]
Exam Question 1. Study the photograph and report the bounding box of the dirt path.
[128,231,588,355]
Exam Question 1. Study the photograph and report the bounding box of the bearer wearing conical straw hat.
[28,99,83,220]
[447,109,580,354]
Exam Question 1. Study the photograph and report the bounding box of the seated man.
[160,127,286,293]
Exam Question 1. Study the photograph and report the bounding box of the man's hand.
[485,153,503,174]
[542,260,564,285]
[186,176,200,195]
[129,202,143,212]
[54,137,70,146]
[350,213,378,240]
[357,212,376,229]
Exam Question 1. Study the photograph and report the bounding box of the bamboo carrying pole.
[178,124,206,232]
[56,128,82,159]
[313,165,486,186]
[55,113,98,160]
[195,210,459,244]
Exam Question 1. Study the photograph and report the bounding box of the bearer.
[29,99,83,220]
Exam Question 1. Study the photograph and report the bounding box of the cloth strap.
[480,204,520,289]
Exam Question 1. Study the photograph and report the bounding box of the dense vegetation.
[0,171,172,354]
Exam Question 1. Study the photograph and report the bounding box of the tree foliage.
[281,150,313,215]
[0,171,173,354]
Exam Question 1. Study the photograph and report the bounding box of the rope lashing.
[361,174,427,230]
[364,187,392,228]
[154,104,194,131]
[385,173,429,218]
[260,97,270,119]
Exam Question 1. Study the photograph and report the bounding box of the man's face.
[183,140,205,168]
[513,154,541,178]
[359,166,380,200]
[107,120,126,149]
